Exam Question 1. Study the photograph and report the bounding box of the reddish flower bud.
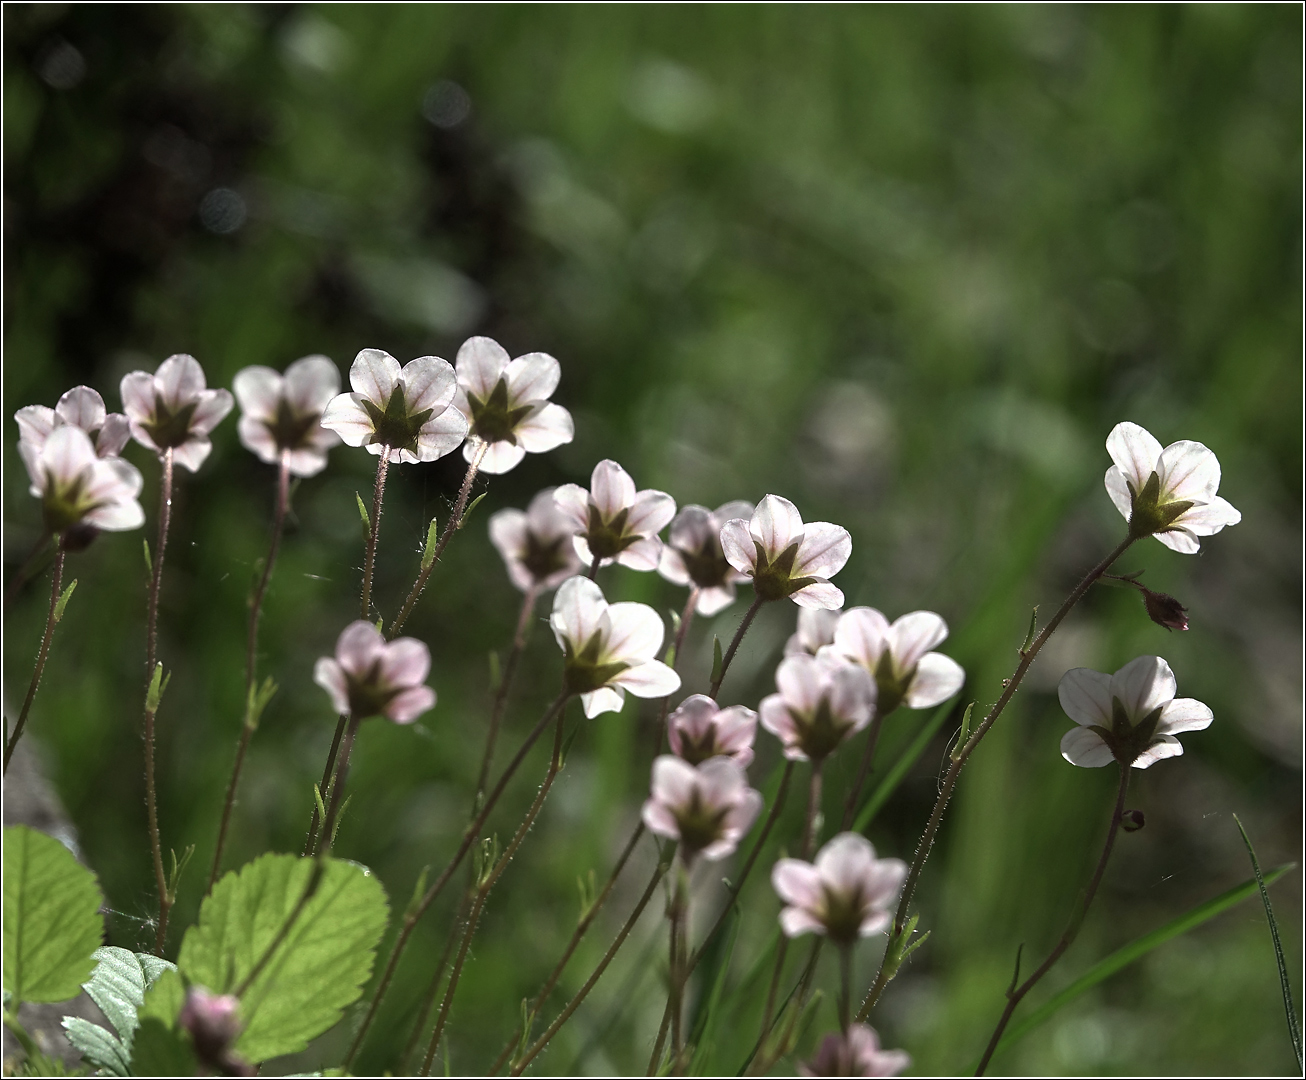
[1142,587,1189,631]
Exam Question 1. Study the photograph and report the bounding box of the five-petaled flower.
[666,694,758,769]
[1104,421,1241,553]
[451,336,575,474]
[721,495,851,609]
[760,653,875,763]
[772,832,907,945]
[1058,655,1212,770]
[120,354,234,472]
[642,755,762,862]
[314,621,436,723]
[489,487,583,593]
[320,349,468,464]
[657,500,756,615]
[19,425,145,535]
[16,385,130,460]
[830,608,964,715]
[800,1024,910,1078]
[785,608,841,657]
[233,355,342,476]
[554,460,676,571]
[550,577,680,717]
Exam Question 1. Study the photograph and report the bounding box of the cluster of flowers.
[14,329,1241,1074]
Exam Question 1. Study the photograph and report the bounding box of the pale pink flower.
[19,425,144,534]
[720,495,851,609]
[641,755,763,862]
[451,336,574,474]
[666,694,758,768]
[1104,421,1241,553]
[319,349,468,464]
[830,608,964,713]
[1058,655,1212,770]
[488,488,583,593]
[760,652,875,762]
[119,354,234,472]
[313,620,436,723]
[554,460,675,571]
[657,501,755,615]
[784,608,841,657]
[772,832,907,944]
[800,1024,910,1078]
[550,577,680,717]
[179,986,254,1077]
[15,385,130,459]
[232,355,341,476]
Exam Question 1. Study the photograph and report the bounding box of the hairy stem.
[3,542,65,774]
[360,451,390,620]
[303,714,348,857]
[840,704,889,831]
[856,534,1136,1021]
[209,452,291,891]
[315,713,361,855]
[709,594,765,699]
[144,448,174,956]
[402,889,473,1071]
[477,586,539,803]
[974,764,1130,1075]
[389,447,485,637]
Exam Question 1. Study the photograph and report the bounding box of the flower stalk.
[3,540,67,773]
[360,451,390,620]
[710,594,765,698]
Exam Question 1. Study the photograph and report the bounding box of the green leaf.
[853,699,954,833]
[60,947,177,1075]
[145,663,171,714]
[62,1017,130,1076]
[421,516,440,569]
[458,490,488,529]
[1234,815,1302,1070]
[3,826,104,1005]
[709,635,723,687]
[52,579,77,623]
[142,539,152,576]
[16,1045,83,1076]
[979,863,1296,1067]
[130,1017,198,1077]
[138,967,185,1029]
[355,491,370,529]
[178,853,389,1063]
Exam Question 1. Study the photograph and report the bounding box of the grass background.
[3,5,1301,1075]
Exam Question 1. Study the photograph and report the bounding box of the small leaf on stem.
[246,677,279,731]
[143,539,152,576]
[421,517,440,570]
[355,492,370,530]
[710,635,723,688]
[52,579,77,623]
[1005,942,1024,997]
[951,702,975,762]
[488,650,502,693]
[1019,606,1039,654]
[458,491,488,530]
[166,845,196,905]
[145,664,171,713]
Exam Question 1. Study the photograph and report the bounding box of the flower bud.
[1121,809,1146,832]
[1142,587,1188,632]
[179,986,254,1076]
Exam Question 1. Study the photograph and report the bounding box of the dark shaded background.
[3,5,1301,1075]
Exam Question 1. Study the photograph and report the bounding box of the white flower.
[554,460,675,571]
[800,1025,910,1078]
[1104,421,1241,553]
[760,652,876,763]
[720,495,851,609]
[19,425,145,534]
[451,336,575,474]
[784,608,841,657]
[549,577,680,718]
[313,621,436,723]
[1058,655,1213,769]
[666,694,758,768]
[319,349,468,464]
[488,488,583,593]
[772,832,907,945]
[641,755,763,862]
[657,501,755,616]
[15,386,130,460]
[232,356,341,476]
[830,608,964,713]
[120,354,234,471]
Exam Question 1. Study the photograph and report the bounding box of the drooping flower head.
[550,577,680,717]
[666,694,758,768]
[313,621,436,723]
[784,608,841,657]
[642,755,763,862]
[19,425,145,536]
[178,986,254,1077]
[451,336,575,474]
[319,349,468,464]
[554,460,676,571]
[232,355,341,476]
[721,495,851,609]
[16,385,130,460]
[657,501,755,616]
[1104,421,1241,553]
[1058,655,1212,770]
[760,652,875,763]
[800,1024,910,1078]
[120,355,234,472]
[831,608,964,714]
[488,488,583,593]
[772,832,907,945]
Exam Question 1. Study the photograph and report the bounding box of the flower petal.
[1174,496,1241,536]
[95,414,132,457]
[642,799,681,840]
[772,859,824,909]
[750,495,805,558]
[694,585,736,617]
[504,351,561,404]
[190,389,234,436]
[42,425,98,484]
[780,907,827,938]
[626,489,677,537]
[1060,725,1114,768]
[551,577,607,652]
[285,447,331,477]
[55,386,107,431]
[380,638,431,689]
[320,394,375,446]
[828,662,876,729]
[790,581,845,610]
[614,535,662,572]
[775,654,825,714]
[171,437,213,473]
[719,518,757,574]
[515,402,574,454]
[1157,697,1213,735]
[657,546,692,586]
[603,602,665,664]
[313,658,351,716]
[887,611,948,673]
[15,405,56,450]
[650,754,697,808]
[591,459,636,517]
[349,349,401,405]
[335,620,387,679]
[401,356,458,414]
[1153,527,1201,554]
[156,355,206,409]
[1110,655,1175,722]
[1105,422,1163,493]
[833,608,889,669]
[1157,440,1220,503]
[582,686,625,717]
[238,416,280,464]
[415,407,469,462]
[611,659,681,699]
[475,438,527,474]
[233,367,282,421]
[552,484,591,531]
[386,685,436,724]
[120,371,158,425]
[793,522,852,580]
[1057,668,1113,727]
[905,652,965,709]
[283,354,341,413]
[455,336,510,399]
[759,694,803,757]
[1104,466,1133,521]
[1130,734,1184,769]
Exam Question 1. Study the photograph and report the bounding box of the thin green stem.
[840,704,889,831]
[145,448,174,956]
[3,542,66,774]
[802,761,823,859]
[303,714,348,856]
[315,714,361,856]
[839,946,852,1034]
[360,451,390,620]
[709,594,764,699]
[400,888,470,1072]
[477,586,539,804]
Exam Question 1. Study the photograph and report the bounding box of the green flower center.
[142,394,199,450]
[42,466,101,533]
[521,531,572,584]
[751,539,818,602]
[361,384,434,456]
[345,660,402,720]
[672,789,730,855]
[265,398,321,451]
[563,631,629,694]
[677,536,732,590]
[819,885,866,946]
[467,377,533,445]
[1088,696,1165,766]
[792,697,852,762]
[584,505,640,560]
[1127,471,1195,539]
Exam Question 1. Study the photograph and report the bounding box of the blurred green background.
[3,5,1301,1076]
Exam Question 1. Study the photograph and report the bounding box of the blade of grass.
[977,862,1296,1069]
[1234,815,1302,1071]
[852,698,957,834]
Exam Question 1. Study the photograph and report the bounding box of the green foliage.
[138,967,185,1029]
[130,1018,199,1076]
[59,946,177,1074]
[2,826,103,1006]
[178,853,389,1063]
